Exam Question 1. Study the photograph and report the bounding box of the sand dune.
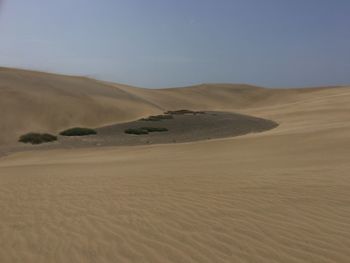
[0,67,161,145]
[0,67,335,145]
[0,68,350,262]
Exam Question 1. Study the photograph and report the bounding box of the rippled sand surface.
[0,68,350,262]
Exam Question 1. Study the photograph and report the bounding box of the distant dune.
[1,67,350,263]
[0,67,341,145]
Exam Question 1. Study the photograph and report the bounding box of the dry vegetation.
[18,133,57,144]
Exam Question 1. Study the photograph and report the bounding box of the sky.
[0,0,349,88]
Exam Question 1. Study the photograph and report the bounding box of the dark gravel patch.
[0,111,278,156]
[54,111,278,148]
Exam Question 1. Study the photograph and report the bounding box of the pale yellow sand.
[0,68,350,262]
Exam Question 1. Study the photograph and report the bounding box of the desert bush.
[19,133,57,144]
[60,127,97,136]
[124,128,149,135]
[124,127,168,135]
[142,127,168,132]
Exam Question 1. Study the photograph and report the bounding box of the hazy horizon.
[1,0,350,88]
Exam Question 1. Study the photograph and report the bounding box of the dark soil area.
[50,111,278,148]
[0,111,278,156]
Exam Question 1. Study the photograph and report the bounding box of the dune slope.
[0,67,322,145]
[0,68,350,262]
[0,67,162,145]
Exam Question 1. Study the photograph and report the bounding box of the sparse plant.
[60,127,97,136]
[142,127,168,132]
[124,128,149,135]
[19,133,57,144]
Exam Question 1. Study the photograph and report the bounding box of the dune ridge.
[1,67,343,145]
[0,67,350,262]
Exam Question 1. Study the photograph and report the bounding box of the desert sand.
[0,67,350,262]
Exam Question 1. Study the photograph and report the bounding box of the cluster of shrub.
[19,133,58,145]
[19,109,204,144]
[19,125,169,144]
[59,128,97,136]
[19,127,97,145]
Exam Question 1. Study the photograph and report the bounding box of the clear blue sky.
[1,0,349,88]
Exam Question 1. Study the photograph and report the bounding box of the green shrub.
[19,133,57,145]
[142,127,168,132]
[140,115,173,121]
[125,128,149,135]
[60,127,97,136]
[124,127,168,135]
